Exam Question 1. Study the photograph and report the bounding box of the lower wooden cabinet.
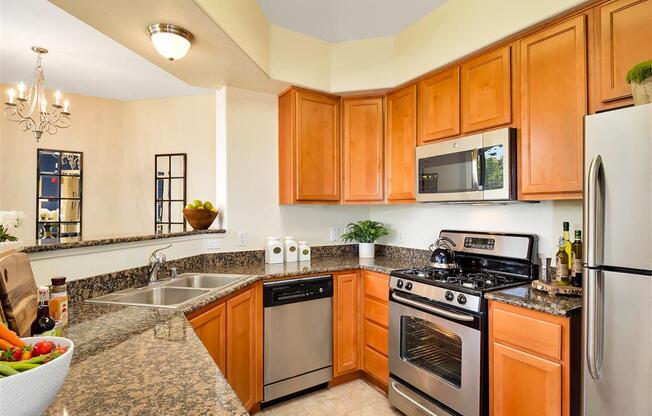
[489,301,579,416]
[333,270,362,376]
[362,270,390,389]
[189,283,263,412]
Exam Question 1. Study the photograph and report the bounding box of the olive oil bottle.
[556,237,570,286]
[571,230,583,287]
[562,222,572,270]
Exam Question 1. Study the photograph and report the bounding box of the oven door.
[389,293,481,416]
[416,134,483,202]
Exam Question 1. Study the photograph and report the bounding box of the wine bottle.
[556,236,570,286]
[31,286,55,336]
[571,230,583,287]
[562,222,572,270]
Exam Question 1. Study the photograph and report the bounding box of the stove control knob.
[445,291,454,301]
[396,279,404,289]
[457,294,467,305]
[405,282,413,291]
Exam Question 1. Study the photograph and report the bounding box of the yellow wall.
[197,0,587,92]
[0,85,216,242]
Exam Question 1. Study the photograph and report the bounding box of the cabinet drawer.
[364,298,389,328]
[364,320,388,355]
[364,345,389,384]
[492,305,562,361]
[364,271,389,301]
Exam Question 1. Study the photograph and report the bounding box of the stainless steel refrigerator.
[583,103,652,416]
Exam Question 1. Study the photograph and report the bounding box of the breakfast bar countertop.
[44,255,422,416]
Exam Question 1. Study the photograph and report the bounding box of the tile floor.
[258,379,403,416]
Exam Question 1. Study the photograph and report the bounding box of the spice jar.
[49,276,69,326]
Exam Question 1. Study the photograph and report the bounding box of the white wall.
[216,86,369,251]
[370,201,582,258]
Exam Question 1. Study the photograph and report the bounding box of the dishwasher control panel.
[263,275,333,307]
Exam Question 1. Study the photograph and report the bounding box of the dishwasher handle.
[263,275,333,307]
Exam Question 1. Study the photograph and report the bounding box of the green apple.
[185,203,194,210]
[192,199,203,209]
[203,201,215,211]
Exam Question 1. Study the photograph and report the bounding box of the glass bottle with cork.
[556,237,571,286]
[49,277,69,326]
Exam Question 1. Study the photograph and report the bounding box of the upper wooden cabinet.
[278,88,340,204]
[386,84,417,203]
[333,270,362,377]
[418,67,461,144]
[342,96,385,203]
[593,0,652,111]
[519,16,587,200]
[461,46,512,133]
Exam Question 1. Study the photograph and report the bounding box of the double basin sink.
[87,273,244,309]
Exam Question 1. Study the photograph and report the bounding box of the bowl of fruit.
[0,323,74,416]
[183,199,218,230]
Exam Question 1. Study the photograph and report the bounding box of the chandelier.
[3,47,72,141]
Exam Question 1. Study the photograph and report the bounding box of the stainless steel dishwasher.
[263,275,333,404]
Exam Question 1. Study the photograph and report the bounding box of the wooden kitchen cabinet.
[489,301,579,416]
[278,87,341,204]
[188,283,263,412]
[333,270,362,376]
[593,0,652,112]
[362,270,390,389]
[342,96,385,203]
[386,84,417,203]
[518,15,587,200]
[418,67,461,144]
[461,45,512,133]
[189,302,226,371]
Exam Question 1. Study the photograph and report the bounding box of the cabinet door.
[296,90,341,202]
[190,302,226,371]
[342,97,384,203]
[418,67,460,144]
[461,46,512,133]
[333,271,361,376]
[595,0,652,108]
[226,287,257,410]
[519,16,587,199]
[491,342,562,416]
[386,84,417,203]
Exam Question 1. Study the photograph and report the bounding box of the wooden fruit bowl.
[183,208,218,230]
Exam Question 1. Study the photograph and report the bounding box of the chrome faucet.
[147,244,171,284]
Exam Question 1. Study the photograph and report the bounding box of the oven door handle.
[391,292,474,322]
[391,381,439,416]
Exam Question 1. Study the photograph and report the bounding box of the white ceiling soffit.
[0,0,212,100]
[257,0,448,42]
[46,0,286,95]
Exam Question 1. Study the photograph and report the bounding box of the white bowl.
[0,336,74,416]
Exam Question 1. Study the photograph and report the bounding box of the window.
[36,149,83,243]
[155,153,187,233]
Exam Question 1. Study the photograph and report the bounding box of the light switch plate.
[330,227,339,243]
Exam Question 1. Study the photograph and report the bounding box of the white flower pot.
[631,76,652,105]
[359,243,375,259]
[0,240,22,252]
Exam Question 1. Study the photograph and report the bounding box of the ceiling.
[0,0,211,100]
[256,0,448,42]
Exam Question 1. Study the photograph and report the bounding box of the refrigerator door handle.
[585,154,603,268]
[585,267,604,380]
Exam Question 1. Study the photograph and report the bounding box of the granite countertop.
[485,284,583,317]
[21,229,225,254]
[45,255,418,416]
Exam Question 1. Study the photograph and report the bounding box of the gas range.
[389,230,538,313]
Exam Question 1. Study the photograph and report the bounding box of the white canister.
[284,236,298,262]
[298,241,311,261]
[265,237,284,264]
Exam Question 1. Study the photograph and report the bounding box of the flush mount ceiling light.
[147,23,194,61]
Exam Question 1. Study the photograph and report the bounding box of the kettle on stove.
[429,236,459,269]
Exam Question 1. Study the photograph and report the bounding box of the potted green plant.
[341,220,389,259]
[626,60,652,105]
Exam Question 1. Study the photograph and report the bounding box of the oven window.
[480,144,504,191]
[418,150,477,194]
[400,316,462,388]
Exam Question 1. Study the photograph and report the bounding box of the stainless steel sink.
[163,273,241,289]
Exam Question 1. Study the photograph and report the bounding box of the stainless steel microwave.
[416,127,517,202]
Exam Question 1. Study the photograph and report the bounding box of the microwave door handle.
[471,149,480,191]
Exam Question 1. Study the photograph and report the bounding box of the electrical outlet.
[330,227,339,243]
[238,231,247,246]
